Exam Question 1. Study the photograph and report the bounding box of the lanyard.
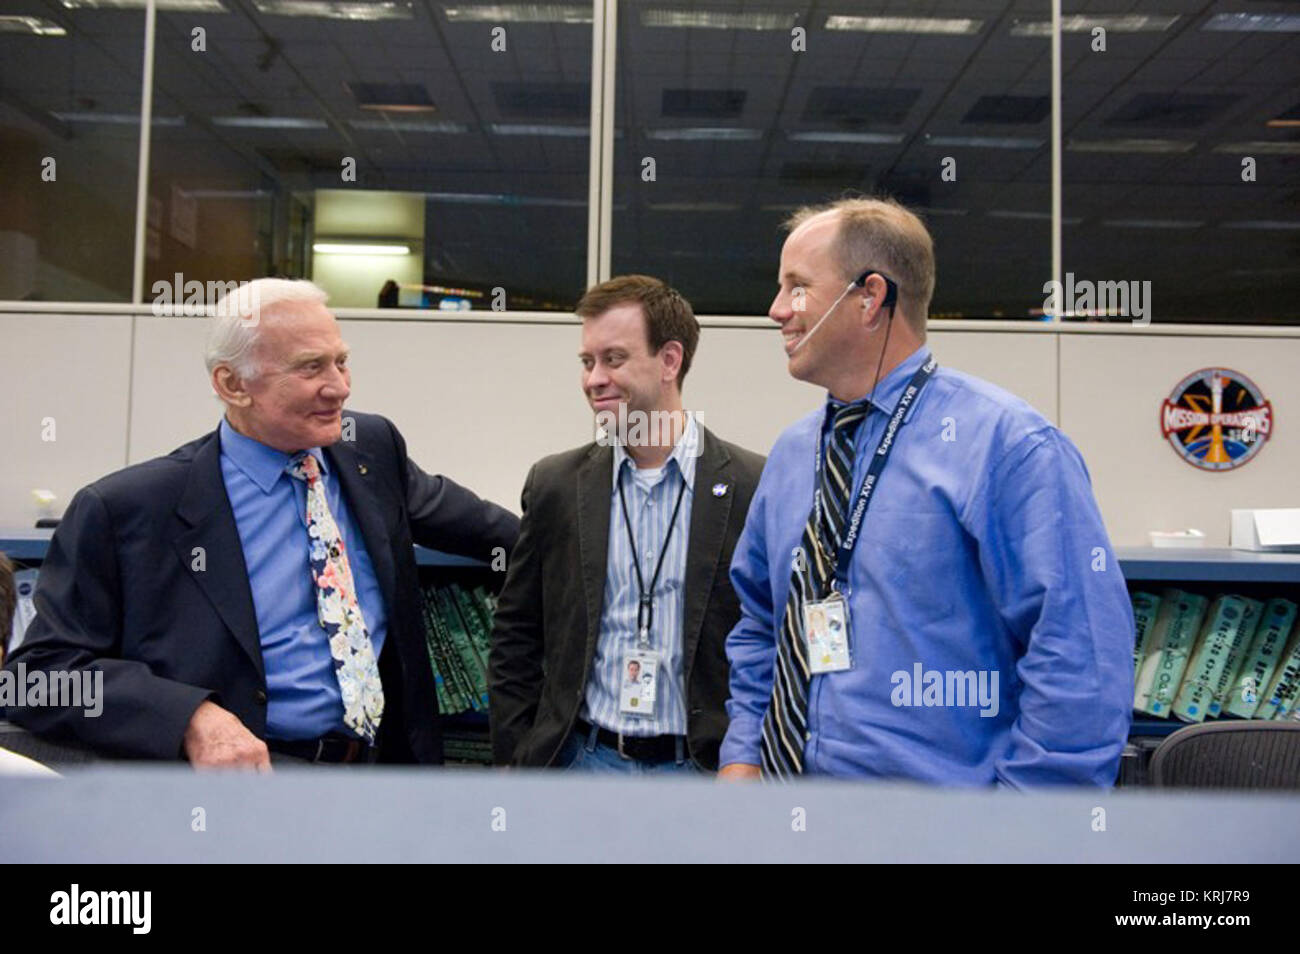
[617,467,688,647]
[813,354,937,589]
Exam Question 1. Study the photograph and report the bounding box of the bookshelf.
[7,535,1298,774]
[1,529,499,764]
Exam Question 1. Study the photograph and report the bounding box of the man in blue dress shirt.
[718,198,1134,787]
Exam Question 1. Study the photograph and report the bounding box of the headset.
[790,268,899,355]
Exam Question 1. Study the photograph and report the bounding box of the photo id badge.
[804,594,852,674]
[620,650,660,716]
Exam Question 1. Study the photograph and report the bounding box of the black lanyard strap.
[617,467,688,644]
[814,354,937,589]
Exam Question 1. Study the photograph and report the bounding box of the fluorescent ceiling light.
[212,116,327,129]
[646,202,741,212]
[647,127,762,141]
[1202,13,1300,33]
[183,189,272,199]
[1214,141,1300,155]
[1069,138,1195,154]
[642,9,796,30]
[787,131,903,145]
[1221,220,1300,230]
[1010,15,1177,36]
[51,111,185,126]
[488,123,588,136]
[987,210,1050,220]
[1102,219,1203,229]
[444,4,591,23]
[350,119,467,133]
[926,135,1043,149]
[420,191,584,207]
[824,15,981,35]
[313,243,411,255]
[0,15,67,34]
[61,0,226,9]
[253,0,412,20]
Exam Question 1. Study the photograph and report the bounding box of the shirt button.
[804,731,811,741]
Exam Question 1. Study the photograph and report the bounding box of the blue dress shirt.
[582,414,699,737]
[720,346,1135,787]
[218,418,388,740]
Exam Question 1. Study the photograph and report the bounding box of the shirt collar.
[824,345,932,422]
[611,410,699,491]
[219,417,328,494]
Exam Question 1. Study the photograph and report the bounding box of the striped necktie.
[286,452,384,742]
[760,400,870,779]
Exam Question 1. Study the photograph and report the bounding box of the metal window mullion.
[585,0,606,287]
[597,0,617,282]
[1049,0,1062,324]
[130,0,157,304]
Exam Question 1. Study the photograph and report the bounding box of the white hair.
[204,278,329,379]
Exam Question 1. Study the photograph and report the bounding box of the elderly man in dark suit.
[489,276,764,773]
[4,279,518,767]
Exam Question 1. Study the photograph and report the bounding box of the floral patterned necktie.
[286,452,384,742]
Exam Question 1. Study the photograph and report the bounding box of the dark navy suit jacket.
[4,411,519,763]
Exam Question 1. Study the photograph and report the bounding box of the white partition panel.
[0,314,133,529]
[1060,333,1300,547]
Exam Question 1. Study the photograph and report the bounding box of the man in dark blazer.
[489,276,764,773]
[4,279,518,767]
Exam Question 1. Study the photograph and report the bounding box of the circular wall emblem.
[1160,368,1272,471]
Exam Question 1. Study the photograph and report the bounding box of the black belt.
[266,733,378,764]
[574,719,686,763]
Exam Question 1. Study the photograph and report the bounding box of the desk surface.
[0,767,1295,862]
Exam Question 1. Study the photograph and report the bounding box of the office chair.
[1149,721,1300,790]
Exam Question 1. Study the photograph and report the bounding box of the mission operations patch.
[1160,368,1272,471]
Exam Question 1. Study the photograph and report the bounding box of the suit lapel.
[682,427,733,679]
[174,430,265,680]
[576,443,613,667]
[326,440,398,626]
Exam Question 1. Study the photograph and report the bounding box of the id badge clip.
[804,591,852,674]
[620,649,660,716]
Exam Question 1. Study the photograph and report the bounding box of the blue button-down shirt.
[218,418,388,740]
[583,414,700,737]
[720,346,1134,787]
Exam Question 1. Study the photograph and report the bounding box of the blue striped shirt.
[583,414,699,737]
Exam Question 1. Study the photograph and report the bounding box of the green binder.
[1134,589,1208,717]
[1171,596,1251,723]
[1224,599,1298,718]
[1131,592,1163,679]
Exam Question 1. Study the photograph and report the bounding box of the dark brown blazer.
[488,425,764,770]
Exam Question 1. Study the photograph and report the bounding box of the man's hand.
[183,701,271,771]
[717,762,761,781]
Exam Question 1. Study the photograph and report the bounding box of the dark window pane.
[146,1,591,311]
[1063,2,1300,324]
[611,0,1051,319]
[0,4,141,302]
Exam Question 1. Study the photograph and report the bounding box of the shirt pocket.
[869,510,970,624]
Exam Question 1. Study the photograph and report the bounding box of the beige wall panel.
[0,314,132,529]
[1060,334,1298,547]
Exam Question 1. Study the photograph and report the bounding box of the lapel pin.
[358,463,368,475]
[712,482,728,497]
